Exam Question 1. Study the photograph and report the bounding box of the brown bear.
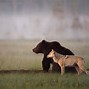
[32,40,76,73]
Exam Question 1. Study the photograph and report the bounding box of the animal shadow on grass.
[0,69,89,74]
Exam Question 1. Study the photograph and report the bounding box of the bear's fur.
[33,40,76,73]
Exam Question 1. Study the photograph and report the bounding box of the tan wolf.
[47,49,87,75]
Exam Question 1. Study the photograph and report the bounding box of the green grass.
[0,73,89,89]
[0,40,42,70]
[0,40,89,89]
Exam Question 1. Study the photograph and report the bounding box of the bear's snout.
[32,48,35,52]
[32,48,39,54]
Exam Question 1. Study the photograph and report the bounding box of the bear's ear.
[42,40,45,43]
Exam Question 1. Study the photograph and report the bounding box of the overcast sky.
[0,0,89,15]
[0,0,89,40]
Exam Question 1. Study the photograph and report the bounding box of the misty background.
[0,0,89,40]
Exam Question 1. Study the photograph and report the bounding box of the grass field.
[0,40,89,89]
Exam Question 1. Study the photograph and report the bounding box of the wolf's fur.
[47,49,87,75]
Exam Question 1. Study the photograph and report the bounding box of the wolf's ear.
[52,49,54,51]
[52,49,54,53]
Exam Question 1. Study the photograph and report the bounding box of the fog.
[0,0,89,40]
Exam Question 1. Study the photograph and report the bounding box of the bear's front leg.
[52,62,61,72]
[42,57,51,72]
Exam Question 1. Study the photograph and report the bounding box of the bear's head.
[32,40,48,54]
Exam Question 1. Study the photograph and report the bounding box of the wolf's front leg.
[61,66,65,75]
